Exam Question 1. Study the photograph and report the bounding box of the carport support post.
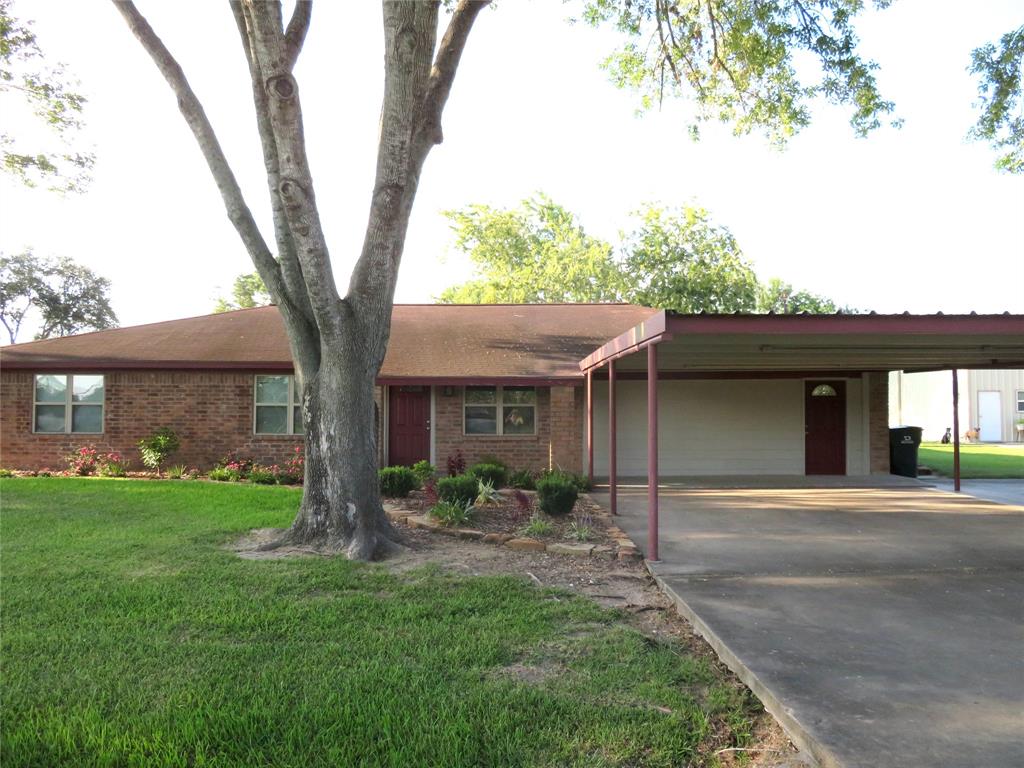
[586,368,594,486]
[608,359,617,515]
[647,343,659,562]
[952,369,961,492]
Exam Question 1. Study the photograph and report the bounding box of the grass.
[917,442,1024,479]
[1,478,759,767]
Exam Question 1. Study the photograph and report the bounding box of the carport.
[579,312,1024,560]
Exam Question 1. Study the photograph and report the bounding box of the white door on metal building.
[978,391,1002,442]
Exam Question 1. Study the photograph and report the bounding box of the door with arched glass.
[805,381,846,475]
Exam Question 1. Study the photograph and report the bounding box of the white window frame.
[32,374,105,434]
[1016,389,1024,413]
[253,374,303,435]
[462,385,537,436]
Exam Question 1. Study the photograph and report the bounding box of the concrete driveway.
[593,481,1024,768]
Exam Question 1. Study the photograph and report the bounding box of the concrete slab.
[592,483,1024,768]
[928,478,1024,507]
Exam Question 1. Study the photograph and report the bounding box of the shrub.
[437,473,478,506]
[520,513,554,537]
[536,473,578,516]
[511,489,533,519]
[508,469,536,490]
[138,427,180,474]
[166,464,187,480]
[216,451,254,479]
[208,466,237,482]
[567,513,594,542]
[274,446,304,485]
[423,478,438,505]
[430,499,475,527]
[97,452,129,477]
[477,454,508,470]
[411,460,435,486]
[539,469,591,492]
[469,462,507,489]
[446,449,466,477]
[475,478,501,506]
[379,466,418,498]
[249,465,278,485]
[0,468,13,478]
[65,445,99,476]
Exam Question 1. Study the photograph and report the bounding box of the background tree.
[621,204,758,313]
[438,194,623,303]
[756,277,848,314]
[968,25,1023,174]
[112,0,903,560]
[0,250,117,343]
[0,0,94,192]
[214,271,271,312]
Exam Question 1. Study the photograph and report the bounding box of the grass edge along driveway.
[918,442,1024,479]
[1,478,765,768]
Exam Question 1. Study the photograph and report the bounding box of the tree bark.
[113,0,489,559]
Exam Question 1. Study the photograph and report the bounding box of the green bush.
[429,500,475,527]
[208,467,237,482]
[0,468,14,478]
[166,464,187,480]
[520,513,554,537]
[437,473,478,506]
[249,465,278,485]
[411,460,435,486]
[539,469,591,492]
[536,473,578,516]
[379,466,418,498]
[138,427,180,474]
[508,469,536,490]
[469,462,507,489]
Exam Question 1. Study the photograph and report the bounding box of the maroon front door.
[388,386,430,467]
[805,380,846,475]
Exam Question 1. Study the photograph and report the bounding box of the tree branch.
[110,1,288,305]
[284,0,313,69]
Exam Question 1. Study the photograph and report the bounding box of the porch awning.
[579,312,1024,374]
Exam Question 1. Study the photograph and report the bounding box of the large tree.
[0,0,94,192]
[112,0,902,559]
[0,250,117,344]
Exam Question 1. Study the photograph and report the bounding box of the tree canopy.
[0,250,117,343]
[440,194,849,314]
[968,25,1024,174]
[0,0,93,192]
[214,271,271,313]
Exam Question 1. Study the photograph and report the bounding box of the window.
[811,384,838,397]
[1017,390,1024,413]
[464,386,536,435]
[33,374,104,434]
[254,375,303,435]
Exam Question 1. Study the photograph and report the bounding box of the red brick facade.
[867,372,890,474]
[430,385,583,474]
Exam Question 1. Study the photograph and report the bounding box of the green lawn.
[1,479,759,767]
[918,442,1024,479]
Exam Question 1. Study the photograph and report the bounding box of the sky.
[1,0,1022,340]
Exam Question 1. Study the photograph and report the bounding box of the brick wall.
[867,372,891,474]
[0,370,308,471]
[431,385,582,474]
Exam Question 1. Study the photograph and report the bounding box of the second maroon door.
[387,386,430,467]
[805,380,846,475]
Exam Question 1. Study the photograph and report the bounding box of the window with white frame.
[464,386,536,435]
[33,374,105,434]
[1017,390,1024,413]
[254,375,303,435]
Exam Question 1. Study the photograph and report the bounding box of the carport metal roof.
[579,312,1024,374]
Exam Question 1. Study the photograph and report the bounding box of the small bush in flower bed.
[437,473,478,506]
[469,462,507,489]
[539,469,591,492]
[520,513,554,537]
[508,469,536,490]
[97,452,129,477]
[379,466,418,498]
[65,446,100,476]
[536,472,578,516]
[273,446,304,485]
[208,466,238,482]
[216,451,254,479]
[138,428,181,474]
[411,460,435,486]
[249,465,278,485]
[430,499,475,527]
[446,450,466,477]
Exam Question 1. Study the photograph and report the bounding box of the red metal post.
[952,369,961,492]
[647,343,659,561]
[608,359,617,516]
[586,368,594,486]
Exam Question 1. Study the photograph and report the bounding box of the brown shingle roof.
[0,304,656,381]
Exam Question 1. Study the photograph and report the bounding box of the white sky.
[1,0,1022,338]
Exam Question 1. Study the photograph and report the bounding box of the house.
[2,305,1022,481]
[890,369,1024,443]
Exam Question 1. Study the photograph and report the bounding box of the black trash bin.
[889,426,923,478]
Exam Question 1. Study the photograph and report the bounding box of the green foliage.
[207,466,237,482]
[0,250,118,343]
[540,469,592,493]
[436,473,479,506]
[0,468,13,478]
[166,464,187,480]
[411,459,435,485]
[97,452,129,478]
[429,499,475,527]
[567,516,594,542]
[536,474,579,516]
[468,462,508,489]
[582,0,899,146]
[520,513,555,537]
[475,478,502,506]
[214,272,272,313]
[622,204,758,313]
[248,465,278,485]
[438,194,624,304]
[137,427,180,474]
[757,277,852,314]
[379,466,418,498]
[508,468,536,490]
[968,25,1024,174]
[0,0,94,192]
